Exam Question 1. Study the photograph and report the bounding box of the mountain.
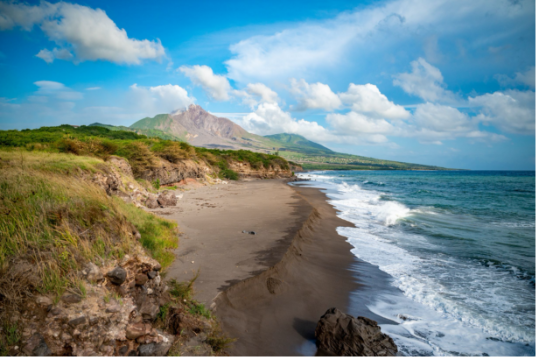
[130,105,252,149]
[94,105,449,170]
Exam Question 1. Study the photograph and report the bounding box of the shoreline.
[159,178,388,355]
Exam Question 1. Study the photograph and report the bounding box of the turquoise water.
[299,170,535,355]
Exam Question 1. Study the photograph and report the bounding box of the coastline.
[208,182,365,355]
[158,178,394,355]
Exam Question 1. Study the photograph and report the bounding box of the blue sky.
[0,0,534,170]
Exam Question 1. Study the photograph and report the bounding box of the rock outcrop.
[140,158,210,186]
[315,308,397,356]
[16,255,175,356]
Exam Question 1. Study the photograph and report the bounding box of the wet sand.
[162,179,361,355]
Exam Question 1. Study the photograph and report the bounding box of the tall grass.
[0,150,178,301]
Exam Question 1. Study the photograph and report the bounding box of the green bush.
[220,169,238,180]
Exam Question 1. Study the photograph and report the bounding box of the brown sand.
[164,179,312,305]
[160,179,360,355]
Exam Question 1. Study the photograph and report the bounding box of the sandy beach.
[157,179,363,355]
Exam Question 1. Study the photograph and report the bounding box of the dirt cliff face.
[228,161,293,179]
[140,158,212,186]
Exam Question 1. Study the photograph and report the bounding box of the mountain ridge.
[92,105,451,171]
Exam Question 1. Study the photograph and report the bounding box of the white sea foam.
[296,173,535,355]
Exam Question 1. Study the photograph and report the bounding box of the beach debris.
[242,230,256,235]
[191,261,195,264]
[315,307,398,356]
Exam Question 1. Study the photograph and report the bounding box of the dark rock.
[315,308,397,356]
[128,350,139,356]
[119,345,129,355]
[138,334,174,356]
[23,333,51,356]
[147,271,157,279]
[61,293,82,304]
[49,308,62,316]
[145,196,159,209]
[153,263,162,272]
[68,316,87,327]
[106,266,127,285]
[157,190,178,207]
[135,274,149,286]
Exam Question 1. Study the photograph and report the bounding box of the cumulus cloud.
[179,65,231,101]
[240,103,329,139]
[289,78,341,111]
[129,84,194,115]
[0,1,165,64]
[469,90,535,134]
[393,58,457,103]
[339,83,410,119]
[516,66,536,88]
[234,83,280,108]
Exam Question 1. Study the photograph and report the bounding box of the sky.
[0,0,534,170]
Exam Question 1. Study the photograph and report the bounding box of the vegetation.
[0,150,178,305]
[0,125,292,176]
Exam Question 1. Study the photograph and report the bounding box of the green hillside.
[264,133,333,155]
[89,122,185,141]
[130,114,170,129]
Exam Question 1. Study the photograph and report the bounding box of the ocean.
[296,170,535,356]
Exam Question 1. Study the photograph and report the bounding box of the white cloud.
[339,83,410,119]
[289,78,341,111]
[326,112,393,143]
[240,102,329,139]
[0,1,165,64]
[129,84,194,115]
[224,0,533,84]
[86,87,101,91]
[33,80,83,100]
[245,83,279,104]
[35,48,73,63]
[469,90,535,134]
[233,83,279,108]
[413,102,473,134]
[515,67,535,88]
[179,65,231,101]
[393,58,456,103]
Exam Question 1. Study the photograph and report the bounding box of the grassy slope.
[89,122,186,142]
[0,151,178,297]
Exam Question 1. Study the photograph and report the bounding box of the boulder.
[23,333,51,356]
[106,266,127,285]
[61,293,82,304]
[83,262,103,283]
[315,308,397,356]
[126,323,152,340]
[157,190,177,207]
[145,196,159,209]
[140,299,159,321]
[135,274,148,286]
[137,332,174,356]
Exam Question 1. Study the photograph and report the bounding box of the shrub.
[152,179,161,190]
[220,169,238,180]
[116,141,158,176]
